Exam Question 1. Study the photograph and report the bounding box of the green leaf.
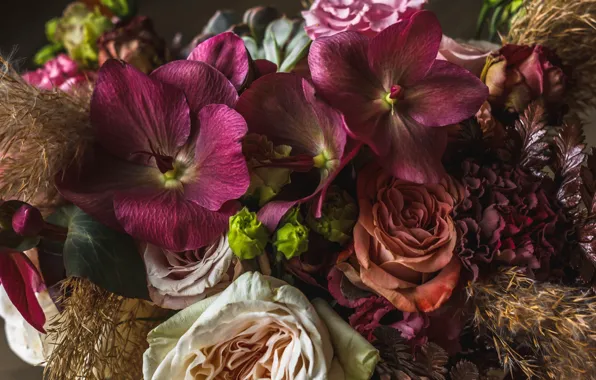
[49,205,149,299]
[263,27,281,66]
[100,0,136,18]
[202,10,241,36]
[279,30,311,72]
[268,18,295,48]
[242,36,260,60]
[45,18,60,43]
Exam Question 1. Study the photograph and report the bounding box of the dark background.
[0,1,482,379]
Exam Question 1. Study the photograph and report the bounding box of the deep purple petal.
[258,200,298,232]
[187,32,249,91]
[114,190,236,251]
[12,204,44,237]
[151,60,238,115]
[237,73,347,157]
[91,60,191,163]
[309,32,389,155]
[0,250,46,333]
[183,104,249,211]
[56,147,162,230]
[404,60,489,126]
[368,10,442,87]
[254,59,278,77]
[381,116,447,184]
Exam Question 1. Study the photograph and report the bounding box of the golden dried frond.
[44,277,169,380]
[507,0,596,110]
[0,57,92,206]
[467,268,596,379]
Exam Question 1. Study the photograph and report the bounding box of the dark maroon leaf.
[514,102,550,177]
[449,360,480,380]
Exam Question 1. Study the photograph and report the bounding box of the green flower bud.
[228,208,269,260]
[307,188,357,245]
[45,18,61,43]
[273,207,309,260]
[54,3,113,67]
[100,0,135,18]
[243,134,293,207]
[33,43,64,66]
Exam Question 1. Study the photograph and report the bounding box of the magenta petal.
[57,147,162,230]
[258,200,298,232]
[382,116,447,184]
[368,10,442,87]
[404,60,489,126]
[151,60,238,114]
[91,60,191,162]
[183,104,249,211]
[187,32,249,91]
[309,32,388,155]
[0,250,46,333]
[237,73,347,157]
[254,59,278,77]
[114,190,235,251]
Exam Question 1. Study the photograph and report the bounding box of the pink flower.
[309,11,488,183]
[57,55,250,251]
[303,0,427,39]
[438,36,498,77]
[22,54,93,92]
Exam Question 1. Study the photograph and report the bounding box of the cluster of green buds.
[273,207,309,260]
[307,187,358,246]
[228,208,269,260]
[34,0,136,67]
[188,6,310,73]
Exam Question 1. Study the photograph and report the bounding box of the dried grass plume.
[0,57,92,206]
[467,268,596,379]
[44,277,169,380]
[507,0,596,111]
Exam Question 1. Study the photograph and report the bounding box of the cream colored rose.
[0,285,59,366]
[143,272,379,380]
[144,234,239,310]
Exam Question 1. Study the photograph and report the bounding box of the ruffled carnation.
[22,54,93,92]
[303,0,426,39]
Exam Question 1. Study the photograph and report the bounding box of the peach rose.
[339,164,461,312]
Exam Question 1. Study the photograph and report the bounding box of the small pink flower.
[303,0,427,39]
[22,54,93,92]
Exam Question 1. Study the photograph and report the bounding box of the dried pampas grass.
[507,0,596,110]
[0,57,92,206]
[467,268,596,379]
[44,277,169,380]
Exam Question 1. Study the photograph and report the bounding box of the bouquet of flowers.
[1,0,595,379]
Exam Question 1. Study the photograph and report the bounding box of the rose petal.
[187,32,250,90]
[0,250,46,333]
[404,60,488,127]
[57,147,163,230]
[183,104,249,211]
[150,60,238,115]
[91,60,191,162]
[114,189,236,251]
[254,59,278,77]
[368,11,442,88]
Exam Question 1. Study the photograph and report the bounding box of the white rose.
[143,272,379,380]
[144,235,239,310]
[0,285,59,366]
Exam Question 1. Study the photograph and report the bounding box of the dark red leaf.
[514,102,550,177]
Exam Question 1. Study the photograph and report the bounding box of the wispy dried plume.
[0,57,92,206]
[467,268,596,379]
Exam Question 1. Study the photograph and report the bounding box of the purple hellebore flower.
[236,73,358,230]
[57,58,250,252]
[309,10,488,183]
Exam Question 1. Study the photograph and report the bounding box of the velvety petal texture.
[187,32,250,90]
[237,73,350,229]
[58,60,249,251]
[309,10,488,183]
[143,272,378,379]
[0,249,46,333]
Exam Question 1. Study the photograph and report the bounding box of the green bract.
[53,2,113,67]
[273,207,309,260]
[100,0,135,18]
[307,188,358,245]
[228,208,269,260]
